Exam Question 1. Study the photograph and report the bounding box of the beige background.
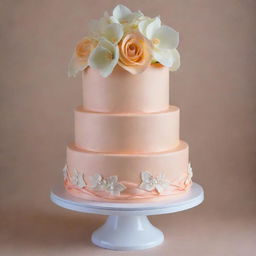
[1,0,256,255]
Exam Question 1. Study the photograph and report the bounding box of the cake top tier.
[68,4,180,78]
[82,64,170,113]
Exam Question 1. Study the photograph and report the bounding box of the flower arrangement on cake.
[68,4,180,78]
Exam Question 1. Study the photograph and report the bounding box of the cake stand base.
[50,182,204,251]
[92,215,164,250]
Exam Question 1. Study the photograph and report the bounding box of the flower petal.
[103,11,111,22]
[109,15,119,23]
[152,47,174,67]
[112,4,132,22]
[188,162,193,177]
[157,173,166,181]
[169,49,180,71]
[106,175,118,185]
[140,182,155,192]
[68,53,88,77]
[112,183,127,195]
[101,23,123,44]
[153,25,179,49]
[128,11,144,24]
[118,61,149,75]
[77,173,86,188]
[138,18,152,36]
[153,47,180,70]
[146,16,161,39]
[89,173,102,187]
[155,184,164,193]
[73,168,78,176]
[62,164,68,179]
[88,38,119,77]
[141,171,153,182]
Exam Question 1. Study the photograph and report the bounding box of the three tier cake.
[63,4,193,202]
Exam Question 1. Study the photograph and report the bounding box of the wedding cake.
[63,5,193,202]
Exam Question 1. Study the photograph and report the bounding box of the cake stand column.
[91,215,164,250]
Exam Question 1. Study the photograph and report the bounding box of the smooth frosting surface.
[75,105,179,153]
[82,65,169,113]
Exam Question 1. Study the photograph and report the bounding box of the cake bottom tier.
[64,141,192,202]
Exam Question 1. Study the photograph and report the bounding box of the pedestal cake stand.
[50,182,204,251]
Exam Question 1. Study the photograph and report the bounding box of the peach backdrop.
[0,0,255,255]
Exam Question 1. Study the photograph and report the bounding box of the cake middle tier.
[75,106,180,153]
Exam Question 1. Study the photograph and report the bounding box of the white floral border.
[63,163,193,198]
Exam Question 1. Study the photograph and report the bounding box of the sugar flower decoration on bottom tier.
[63,164,68,180]
[89,173,127,196]
[70,168,87,188]
[139,171,170,194]
[184,162,193,186]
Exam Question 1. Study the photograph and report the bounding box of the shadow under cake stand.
[50,182,204,251]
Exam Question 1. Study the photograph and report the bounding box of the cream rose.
[76,37,98,58]
[118,32,152,74]
[68,37,98,77]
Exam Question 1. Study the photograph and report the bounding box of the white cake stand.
[50,182,204,251]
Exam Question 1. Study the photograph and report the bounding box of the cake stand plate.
[50,182,204,251]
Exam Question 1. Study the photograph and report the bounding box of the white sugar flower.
[88,38,119,77]
[69,14,123,78]
[104,176,127,196]
[89,173,126,196]
[111,4,143,25]
[89,173,107,191]
[139,171,170,194]
[88,13,124,44]
[138,16,180,71]
[184,163,193,185]
[71,168,86,188]
[62,164,68,180]
[100,23,123,44]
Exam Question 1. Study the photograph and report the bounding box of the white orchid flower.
[88,38,119,77]
[89,173,107,191]
[71,168,86,188]
[62,164,68,180]
[104,176,127,196]
[88,13,124,44]
[111,4,143,25]
[139,16,180,71]
[184,163,193,185]
[139,171,170,194]
[89,173,126,196]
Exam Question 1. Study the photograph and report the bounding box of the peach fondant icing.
[75,105,179,153]
[82,65,169,113]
